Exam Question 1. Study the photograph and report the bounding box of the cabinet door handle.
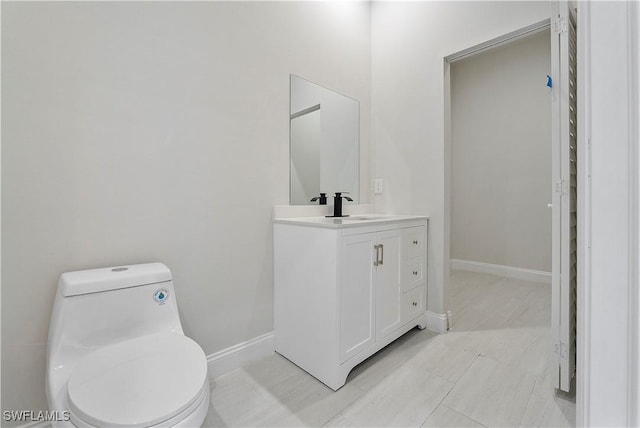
[413,240,419,245]
[413,270,418,276]
[412,301,418,307]
[373,244,380,266]
[379,244,384,266]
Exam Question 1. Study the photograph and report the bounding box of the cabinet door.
[340,233,376,363]
[375,229,403,340]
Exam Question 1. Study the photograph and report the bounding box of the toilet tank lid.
[59,263,172,297]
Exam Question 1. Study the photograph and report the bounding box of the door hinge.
[554,179,569,195]
[555,341,569,360]
[554,17,567,34]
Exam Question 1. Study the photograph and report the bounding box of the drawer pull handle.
[413,271,418,275]
[412,302,418,307]
[413,240,419,245]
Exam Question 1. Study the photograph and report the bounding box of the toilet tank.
[47,263,184,373]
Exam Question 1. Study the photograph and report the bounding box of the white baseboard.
[450,259,551,284]
[426,311,448,334]
[207,332,275,380]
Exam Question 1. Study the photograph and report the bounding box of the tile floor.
[203,270,576,427]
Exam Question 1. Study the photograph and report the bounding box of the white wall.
[370,1,550,314]
[450,30,551,273]
[1,1,371,416]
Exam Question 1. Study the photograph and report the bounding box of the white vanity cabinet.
[274,215,428,390]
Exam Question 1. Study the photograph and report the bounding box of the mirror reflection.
[290,75,359,205]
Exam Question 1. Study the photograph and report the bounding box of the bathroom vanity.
[273,215,428,390]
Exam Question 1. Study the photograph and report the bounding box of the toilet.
[46,263,210,427]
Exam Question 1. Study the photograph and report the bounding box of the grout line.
[418,355,481,427]
[316,386,366,427]
[419,386,455,427]
[519,389,541,427]
[442,404,489,428]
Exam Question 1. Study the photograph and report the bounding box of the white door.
[550,0,578,393]
[340,233,376,363]
[375,229,403,340]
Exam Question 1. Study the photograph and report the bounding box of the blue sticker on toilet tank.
[154,289,169,304]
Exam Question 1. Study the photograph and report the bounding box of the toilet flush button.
[153,289,170,304]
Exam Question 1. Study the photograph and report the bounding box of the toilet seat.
[66,333,208,428]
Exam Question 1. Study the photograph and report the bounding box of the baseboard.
[207,332,275,380]
[450,259,551,284]
[426,311,448,334]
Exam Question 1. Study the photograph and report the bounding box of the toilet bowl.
[46,263,210,427]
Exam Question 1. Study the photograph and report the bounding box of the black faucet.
[310,193,327,205]
[326,192,353,217]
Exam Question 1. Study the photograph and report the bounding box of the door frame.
[578,1,640,426]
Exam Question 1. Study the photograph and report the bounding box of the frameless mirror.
[290,75,359,205]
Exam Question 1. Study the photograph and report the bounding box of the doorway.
[448,29,552,280]
[443,14,577,425]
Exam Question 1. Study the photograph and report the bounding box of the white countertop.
[273,214,429,229]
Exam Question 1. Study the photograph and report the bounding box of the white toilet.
[46,263,210,427]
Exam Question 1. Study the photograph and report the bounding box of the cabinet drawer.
[402,287,424,324]
[403,257,424,291]
[403,226,425,259]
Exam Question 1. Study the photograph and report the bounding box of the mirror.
[290,75,359,205]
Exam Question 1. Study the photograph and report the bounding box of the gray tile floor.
[204,270,576,427]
